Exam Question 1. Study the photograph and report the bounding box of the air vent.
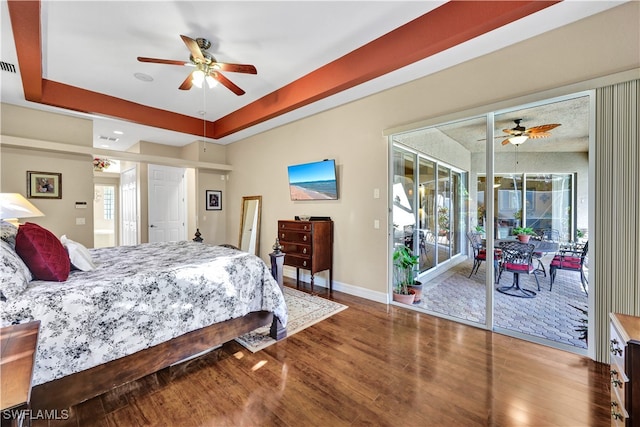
[0,61,17,73]
[98,135,119,142]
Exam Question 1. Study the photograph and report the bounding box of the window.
[103,186,114,220]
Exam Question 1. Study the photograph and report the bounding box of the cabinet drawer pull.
[612,378,623,388]
[610,339,623,356]
[281,233,286,239]
[303,235,308,241]
[303,260,307,267]
[610,369,618,378]
[304,225,308,230]
[303,248,307,254]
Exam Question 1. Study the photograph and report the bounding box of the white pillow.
[60,235,96,271]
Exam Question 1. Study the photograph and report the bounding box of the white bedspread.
[1,242,287,385]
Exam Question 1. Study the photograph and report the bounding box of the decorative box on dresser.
[277,219,333,293]
[610,313,640,427]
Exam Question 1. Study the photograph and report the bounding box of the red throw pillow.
[15,222,70,281]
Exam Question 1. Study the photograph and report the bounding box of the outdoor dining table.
[487,238,560,298]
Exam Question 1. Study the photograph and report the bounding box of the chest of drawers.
[277,220,333,293]
[610,313,640,427]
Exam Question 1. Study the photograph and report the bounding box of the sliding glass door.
[388,91,591,353]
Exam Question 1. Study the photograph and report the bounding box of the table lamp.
[0,193,45,226]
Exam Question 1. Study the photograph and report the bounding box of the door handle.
[150,224,156,228]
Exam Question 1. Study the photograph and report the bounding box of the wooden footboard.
[31,311,280,411]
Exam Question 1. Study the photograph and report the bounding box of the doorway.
[389,92,592,353]
[147,164,186,243]
[93,184,117,248]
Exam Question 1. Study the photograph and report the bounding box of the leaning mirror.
[239,196,261,256]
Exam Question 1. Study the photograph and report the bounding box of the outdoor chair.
[496,241,539,298]
[549,241,589,294]
[531,229,560,277]
[466,231,500,281]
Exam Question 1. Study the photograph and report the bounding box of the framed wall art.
[27,171,62,199]
[206,190,222,211]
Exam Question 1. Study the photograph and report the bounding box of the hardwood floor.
[33,279,611,426]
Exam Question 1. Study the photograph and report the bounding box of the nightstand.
[1,321,40,427]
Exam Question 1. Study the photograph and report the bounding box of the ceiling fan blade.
[503,128,522,136]
[178,73,193,91]
[501,138,512,145]
[213,62,257,74]
[211,72,245,95]
[138,57,190,66]
[527,132,553,139]
[526,123,561,134]
[180,35,206,63]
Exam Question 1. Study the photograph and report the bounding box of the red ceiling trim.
[8,0,560,141]
[40,80,214,137]
[7,0,43,102]
[213,0,560,138]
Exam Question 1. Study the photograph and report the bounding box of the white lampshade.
[192,69,205,88]
[0,193,45,222]
[205,74,217,89]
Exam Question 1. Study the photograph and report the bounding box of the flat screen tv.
[287,159,338,201]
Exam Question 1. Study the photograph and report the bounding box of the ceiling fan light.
[509,135,528,145]
[192,69,205,87]
[205,75,217,89]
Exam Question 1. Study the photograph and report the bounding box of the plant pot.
[517,234,531,243]
[408,281,423,303]
[393,292,415,305]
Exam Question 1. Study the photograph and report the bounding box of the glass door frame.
[387,90,593,351]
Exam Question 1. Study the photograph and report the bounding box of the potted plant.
[512,226,536,243]
[392,245,420,304]
[474,225,485,239]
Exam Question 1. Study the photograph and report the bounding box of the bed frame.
[31,312,285,410]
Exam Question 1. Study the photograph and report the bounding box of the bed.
[0,234,287,411]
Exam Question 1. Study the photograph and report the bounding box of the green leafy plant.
[474,225,485,233]
[512,226,536,236]
[568,304,588,342]
[393,245,419,295]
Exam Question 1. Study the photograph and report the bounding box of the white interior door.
[148,164,186,243]
[120,167,138,246]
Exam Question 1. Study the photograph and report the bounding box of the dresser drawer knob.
[610,369,618,378]
[610,339,623,356]
[611,409,624,421]
[303,248,307,254]
[281,233,286,239]
[303,261,307,267]
[611,378,623,388]
[303,235,308,241]
[304,225,308,230]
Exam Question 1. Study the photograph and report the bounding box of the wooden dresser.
[277,219,333,293]
[610,313,640,427]
[1,321,40,427]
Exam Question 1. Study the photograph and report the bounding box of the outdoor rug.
[235,287,348,352]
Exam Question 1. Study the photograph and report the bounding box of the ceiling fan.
[137,35,257,95]
[500,119,561,145]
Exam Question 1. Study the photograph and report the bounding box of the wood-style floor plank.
[39,280,610,426]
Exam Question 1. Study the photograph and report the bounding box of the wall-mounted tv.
[287,159,338,201]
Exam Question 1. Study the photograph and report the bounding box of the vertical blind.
[594,79,640,362]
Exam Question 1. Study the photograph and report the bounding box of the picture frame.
[27,171,62,199]
[206,190,222,211]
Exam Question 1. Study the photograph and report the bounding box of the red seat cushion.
[504,262,533,273]
[551,255,581,270]
[15,222,70,281]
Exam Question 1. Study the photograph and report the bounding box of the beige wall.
[0,147,95,248]
[225,2,640,299]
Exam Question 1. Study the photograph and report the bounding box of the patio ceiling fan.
[137,35,257,95]
[499,119,561,145]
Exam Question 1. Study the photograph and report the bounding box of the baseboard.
[282,267,389,304]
